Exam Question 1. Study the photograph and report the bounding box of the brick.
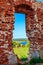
[0,0,43,64]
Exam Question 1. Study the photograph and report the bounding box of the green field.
[12,39,30,60]
[13,47,29,59]
[12,39,43,65]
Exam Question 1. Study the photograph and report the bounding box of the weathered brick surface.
[0,0,43,64]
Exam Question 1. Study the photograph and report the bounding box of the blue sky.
[36,0,43,2]
[13,13,27,39]
[13,0,43,39]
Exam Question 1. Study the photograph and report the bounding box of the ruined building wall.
[26,7,43,59]
[0,0,43,64]
[0,1,15,64]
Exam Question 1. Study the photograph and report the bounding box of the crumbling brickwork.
[0,0,43,64]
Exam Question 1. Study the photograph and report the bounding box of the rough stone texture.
[0,0,43,64]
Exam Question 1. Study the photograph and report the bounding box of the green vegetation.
[13,47,29,59]
[12,39,30,60]
[12,39,43,65]
[18,57,43,65]
[29,57,43,65]
[12,39,30,47]
[28,57,43,65]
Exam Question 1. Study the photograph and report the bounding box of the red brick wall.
[0,0,43,64]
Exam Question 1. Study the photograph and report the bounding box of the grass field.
[12,39,30,60]
[13,47,29,59]
[12,39,43,65]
